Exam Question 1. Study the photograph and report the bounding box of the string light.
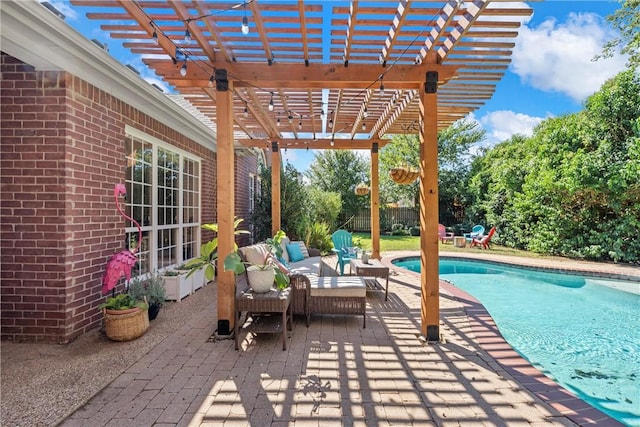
[244,102,249,117]
[276,115,281,127]
[363,107,368,118]
[184,28,191,43]
[241,3,249,35]
[379,77,385,96]
[298,117,303,130]
[287,110,293,123]
[362,122,366,131]
[268,93,274,111]
[208,75,215,87]
[330,137,335,147]
[180,61,187,76]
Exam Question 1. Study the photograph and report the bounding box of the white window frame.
[124,125,202,274]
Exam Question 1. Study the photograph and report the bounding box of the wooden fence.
[339,207,419,232]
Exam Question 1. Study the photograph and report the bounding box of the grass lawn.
[352,232,549,258]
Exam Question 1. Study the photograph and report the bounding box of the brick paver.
[61,253,638,426]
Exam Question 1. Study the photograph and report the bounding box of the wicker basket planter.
[354,183,370,195]
[103,307,149,341]
[390,166,419,184]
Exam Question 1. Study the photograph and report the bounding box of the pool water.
[392,257,640,426]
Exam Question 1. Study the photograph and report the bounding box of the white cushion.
[289,256,320,276]
[310,276,366,298]
[280,237,290,263]
[239,244,269,265]
[292,241,309,258]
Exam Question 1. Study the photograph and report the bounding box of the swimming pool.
[392,257,640,426]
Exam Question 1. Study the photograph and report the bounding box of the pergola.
[71,0,531,339]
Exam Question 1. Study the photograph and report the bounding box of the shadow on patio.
[58,255,580,427]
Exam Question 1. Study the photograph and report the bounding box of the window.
[124,126,201,276]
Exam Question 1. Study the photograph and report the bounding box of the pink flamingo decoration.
[102,184,142,295]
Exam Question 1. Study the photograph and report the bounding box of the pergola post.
[419,73,440,342]
[271,142,281,236]
[215,71,235,336]
[371,143,381,259]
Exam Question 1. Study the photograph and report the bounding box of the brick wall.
[0,53,256,343]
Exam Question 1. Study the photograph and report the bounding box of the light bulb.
[208,75,214,88]
[277,117,281,127]
[244,104,249,118]
[241,16,249,35]
[268,95,274,111]
[152,30,158,45]
[330,138,335,147]
[184,29,191,43]
[363,107,368,118]
[298,119,303,130]
[362,122,366,131]
[379,83,385,96]
[180,62,187,76]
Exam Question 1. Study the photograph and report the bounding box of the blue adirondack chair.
[331,230,357,275]
[464,224,485,242]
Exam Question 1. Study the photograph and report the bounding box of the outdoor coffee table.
[234,286,292,351]
[349,258,390,300]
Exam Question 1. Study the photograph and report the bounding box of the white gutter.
[0,0,217,151]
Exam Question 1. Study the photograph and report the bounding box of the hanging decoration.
[354,183,370,196]
[389,166,419,185]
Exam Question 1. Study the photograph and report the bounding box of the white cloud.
[512,12,627,101]
[470,110,547,149]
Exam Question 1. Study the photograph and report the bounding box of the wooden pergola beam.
[236,138,389,150]
[142,60,459,89]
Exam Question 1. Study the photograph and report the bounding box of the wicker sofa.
[238,242,366,328]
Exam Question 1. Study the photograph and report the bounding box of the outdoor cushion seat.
[309,276,366,298]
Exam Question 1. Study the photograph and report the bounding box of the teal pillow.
[286,243,304,262]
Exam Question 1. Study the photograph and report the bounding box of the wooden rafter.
[73,0,532,139]
[379,0,410,67]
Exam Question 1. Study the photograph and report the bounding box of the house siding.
[1,53,257,343]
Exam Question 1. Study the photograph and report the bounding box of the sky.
[50,0,628,172]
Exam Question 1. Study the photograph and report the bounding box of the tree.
[307,188,342,230]
[467,70,640,263]
[251,163,310,242]
[305,150,369,221]
[378,118,485,224]
[596,0,640,70]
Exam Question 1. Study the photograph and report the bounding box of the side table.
[350,258,390,300]
[235,286,292,351]
[453,236,466,248]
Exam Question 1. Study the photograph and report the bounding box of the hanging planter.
[390,166,419,185]
[354,183,370,196]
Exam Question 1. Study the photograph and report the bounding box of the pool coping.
[383,251,634,427]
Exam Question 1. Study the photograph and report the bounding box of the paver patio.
[59,253,637,427]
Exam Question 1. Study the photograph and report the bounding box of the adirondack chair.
[438,224,454,244]
[470,227,496,249]
[464,224,485,242]
[331,230,357,275]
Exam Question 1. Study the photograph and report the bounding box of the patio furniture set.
[234,233,390,351]
[440,224,496,249]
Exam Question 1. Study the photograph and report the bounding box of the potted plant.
[99,292,149,341]
[183,218,250,282]
[128,273,166,321]
[224,230,290,293]
[162,269,192,301]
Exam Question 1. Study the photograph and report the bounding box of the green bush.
[305,221,333,254]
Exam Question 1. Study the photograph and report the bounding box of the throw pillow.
[293,241,309,258]
[286,243,304,262]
